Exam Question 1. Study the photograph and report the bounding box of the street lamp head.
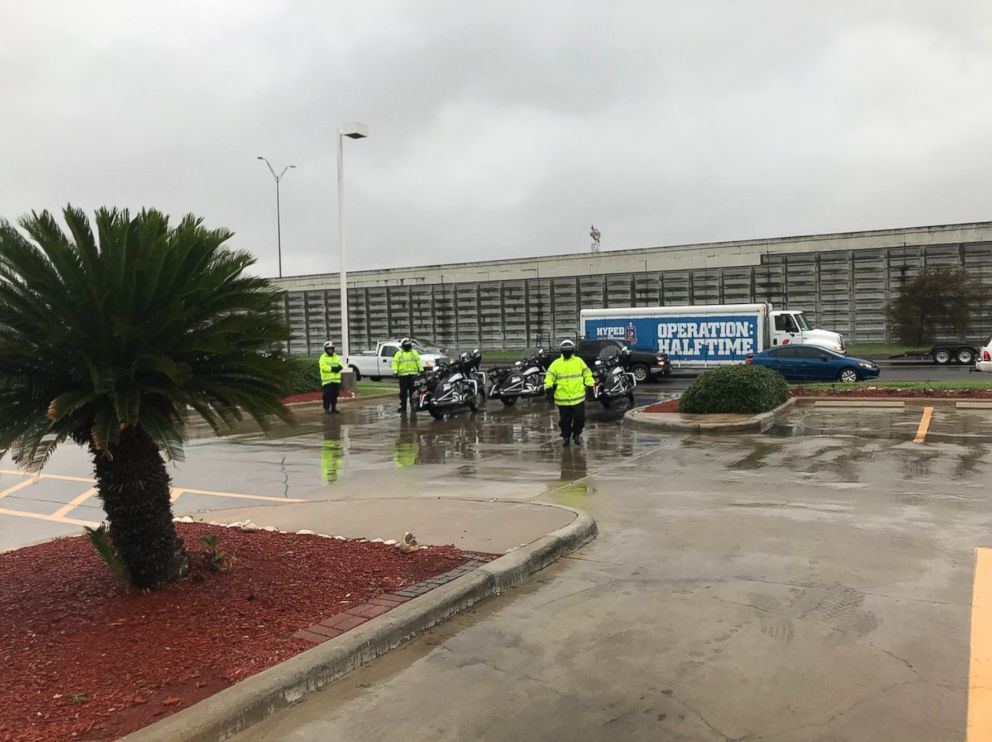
[289,164,297,169]
[256,155,264,159]
[339,122,369,139]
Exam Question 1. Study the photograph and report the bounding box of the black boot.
[572,434,582,446]
[562,437,570,448]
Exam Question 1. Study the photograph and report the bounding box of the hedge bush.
[281,356,322,396]
[678,364,789,414]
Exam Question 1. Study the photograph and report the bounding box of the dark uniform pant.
[322,382,340,412]
[557,402,586,440]
[398,375,416,410]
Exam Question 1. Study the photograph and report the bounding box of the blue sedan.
[746,344,880,383]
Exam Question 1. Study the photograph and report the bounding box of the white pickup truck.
[346,339,449,381]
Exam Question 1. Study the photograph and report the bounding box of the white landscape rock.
[296,529,316,536]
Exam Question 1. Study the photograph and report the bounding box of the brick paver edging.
[124,505,596,742]
[290,557,491,645]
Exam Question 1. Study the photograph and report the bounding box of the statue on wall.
[590,224,601,253]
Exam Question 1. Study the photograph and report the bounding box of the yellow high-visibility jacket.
[392,349,422,376]
[544,355,594,406]
[319,353,343,384]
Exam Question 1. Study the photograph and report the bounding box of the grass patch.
[479,349,529,362]
[355,381,397,396]
[796,380,992,392]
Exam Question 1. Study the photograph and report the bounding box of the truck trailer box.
[579,304,843,367]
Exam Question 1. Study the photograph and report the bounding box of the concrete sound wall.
[271,222,992,354]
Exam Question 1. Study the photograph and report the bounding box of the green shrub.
[281,357,321,396]
[678,364,789,414]
[84,524,127,580]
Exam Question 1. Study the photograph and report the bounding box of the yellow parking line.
[969,548,992,740]
[0,470,303,505]
[0,506,99,528]
[913,406,934,443]
[0,477,40,500]
[51,487,97,519]
[0,468,94,484]
[176,487,306,503]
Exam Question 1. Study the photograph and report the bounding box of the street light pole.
[257,156,296,278]
[336,123,368,361]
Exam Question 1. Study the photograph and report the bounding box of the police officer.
[392,337,423,413]
[544,339,595,447]
[319,341,344,414]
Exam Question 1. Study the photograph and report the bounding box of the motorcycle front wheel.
[428,405,445,420]
[500,396,518,407]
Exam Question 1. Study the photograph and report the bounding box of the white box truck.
[579,304,845,368]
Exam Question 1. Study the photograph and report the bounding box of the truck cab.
[769,310,845,353]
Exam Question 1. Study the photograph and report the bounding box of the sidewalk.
[128,497,594,741]
[192,497,576,554]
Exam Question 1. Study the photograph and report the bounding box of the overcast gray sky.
[3,1,992,277]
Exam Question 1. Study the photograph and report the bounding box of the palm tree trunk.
[91,426,187,588]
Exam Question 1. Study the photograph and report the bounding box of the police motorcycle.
[413,349,485,420]
[590,347,637,410]
[487,348,550,407]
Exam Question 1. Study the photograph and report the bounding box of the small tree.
[0,207,293,588]
[886,266,984,346]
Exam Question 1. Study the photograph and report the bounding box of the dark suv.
[575,339,671,382]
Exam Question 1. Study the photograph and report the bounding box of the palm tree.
[0,207,293,588]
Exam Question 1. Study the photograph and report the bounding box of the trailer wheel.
[933,349,951,364]
[500,396,518,407]
[957,348,975,364]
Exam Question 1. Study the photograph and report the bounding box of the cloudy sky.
[3,1,992,277]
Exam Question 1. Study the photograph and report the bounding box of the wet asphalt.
[226,393,992,741]
[4,369,992,740]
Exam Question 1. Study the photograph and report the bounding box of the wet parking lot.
[5,391,992,740]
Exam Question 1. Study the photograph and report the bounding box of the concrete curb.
[283,391,397,408]
[124,506,597,742]
[625,397,796,433]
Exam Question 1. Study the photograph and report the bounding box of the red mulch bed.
[0,523,474,741]
[639,398,680,413]
[790,387,992,399]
